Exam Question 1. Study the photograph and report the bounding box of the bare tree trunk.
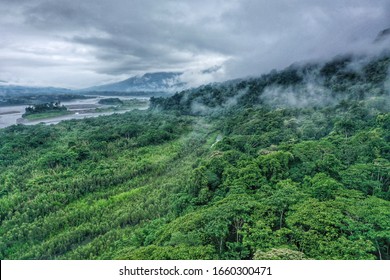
[376,240,382,260]
[279,210,284,229]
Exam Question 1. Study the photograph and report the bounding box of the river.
[0,96,149,129]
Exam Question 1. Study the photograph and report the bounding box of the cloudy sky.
[0,0,389,88]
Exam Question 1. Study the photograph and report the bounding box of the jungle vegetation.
[22,102,71,120]
[0,53,389,260]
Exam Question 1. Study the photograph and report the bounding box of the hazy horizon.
[1,0,389,89]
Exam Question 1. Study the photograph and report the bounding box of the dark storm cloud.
[24,1,91,30]
[0,0,389,87]
[220,0,390,77]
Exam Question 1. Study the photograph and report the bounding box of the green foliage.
[1,53,389,260]
[119,245,217,260]
[98,98,123,105]
[23,102,67,117]
[254,248,307,260]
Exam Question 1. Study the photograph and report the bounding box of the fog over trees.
[1,53,389,260]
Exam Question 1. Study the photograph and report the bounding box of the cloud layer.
[0,0,389,88]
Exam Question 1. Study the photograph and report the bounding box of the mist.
[0,0,389,88]
[153,52,390,117]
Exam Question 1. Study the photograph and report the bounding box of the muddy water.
[0,96,149,129]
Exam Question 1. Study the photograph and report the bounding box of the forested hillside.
[0,53,389,260]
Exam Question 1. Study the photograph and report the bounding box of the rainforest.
[0,53,389,260]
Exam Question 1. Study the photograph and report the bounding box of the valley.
[0,95,149,128]
[1,53,389,260]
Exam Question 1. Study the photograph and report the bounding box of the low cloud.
[261,84,335,108]
[0,0,389,88]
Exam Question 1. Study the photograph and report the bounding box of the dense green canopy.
[1,53,389,260]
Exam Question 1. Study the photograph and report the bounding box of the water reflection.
[0,96,149,129]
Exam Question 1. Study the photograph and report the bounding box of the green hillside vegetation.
[98,98,124,105]
[22,102,71,120]
[0,53,389,260]
[94,98,149,113]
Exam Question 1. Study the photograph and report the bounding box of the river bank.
[0,96,149,129]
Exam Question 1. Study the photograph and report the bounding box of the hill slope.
[82,72,185,93]
[0,53,389,260]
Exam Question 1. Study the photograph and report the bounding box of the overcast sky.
[0,0,389,88]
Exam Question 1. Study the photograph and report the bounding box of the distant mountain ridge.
[151,52,390,115]
[0,72,187,96]
[374,27,390,43]
[81,72,186,93]
[0,85,71,95]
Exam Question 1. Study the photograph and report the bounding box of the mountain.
[0,72,187,96]
[1,52,389,260]
[374,27,390,43]
[0,85,71,96]
[151,53,390,115]
[82,72,186,93]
